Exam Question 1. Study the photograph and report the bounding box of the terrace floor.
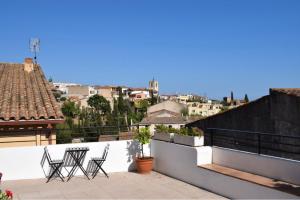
[2,172,227,199]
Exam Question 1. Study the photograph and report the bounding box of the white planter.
[153,132,174,142]
[173,134,204,147]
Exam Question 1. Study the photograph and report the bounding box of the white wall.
[0,140,150,181]
[213,147,300,185]
[151,140,298,199]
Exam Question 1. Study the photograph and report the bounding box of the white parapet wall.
[151,140,299,199]
[0,140,150,181]
[212,147,300,185]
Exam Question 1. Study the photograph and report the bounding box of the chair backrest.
[41,147,53,168]
[62,150,76,167]
[101,145,109,160]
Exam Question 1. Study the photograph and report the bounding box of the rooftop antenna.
[29,38,40,64]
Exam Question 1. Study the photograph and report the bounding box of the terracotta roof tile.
[0,62,64,122]
[139,116,188,125]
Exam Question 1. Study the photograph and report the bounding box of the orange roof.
[0,61,64,123]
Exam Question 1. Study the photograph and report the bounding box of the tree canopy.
[87,94,111,115]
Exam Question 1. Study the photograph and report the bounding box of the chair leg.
[47,164,64,183]
[47,166,59,183]
[99,166,109,178]
[92,167,100,179]
[92,161,109,179]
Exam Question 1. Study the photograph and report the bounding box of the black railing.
[55,125,132,143]
[206,128,300,161]
[0,125,135,145]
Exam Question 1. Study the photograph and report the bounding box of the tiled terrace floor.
[2,172,227,199]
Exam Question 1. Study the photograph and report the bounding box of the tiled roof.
[148,109,181,117]
[139,116,188,125]
[0,61,64,122]
[270,88,300,97]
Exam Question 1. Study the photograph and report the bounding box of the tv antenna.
[29,38,40,63]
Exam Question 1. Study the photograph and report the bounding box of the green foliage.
[135,127,151,145]
[60,97,67,101]
[56,123,72,144]
[155,125,204,137]
[155,125,169,133]
[134,99,149,110]
[149,89,158,105]
[0,190,13,200]
[189,127,204,137]
[168,127,180,134]
[179,127,189,135]
[53,91,62,101]
[134,127,151,158]
[61,100,80,128]
[87,94,111,115]
[61,100,79,118]
[244,94,249,103]
[181,108,189,116]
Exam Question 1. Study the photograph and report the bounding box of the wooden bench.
[199,164,300,197]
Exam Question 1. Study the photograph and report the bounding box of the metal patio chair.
[86,144,109,179]
[41,147,65,183]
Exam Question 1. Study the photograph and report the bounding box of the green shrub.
[179,127,189,135]
[168,127,179,134]
[134,127,151,158]
[188,127,204,137]
[155,125,169,133]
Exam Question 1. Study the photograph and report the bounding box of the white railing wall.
[0,140,150,181]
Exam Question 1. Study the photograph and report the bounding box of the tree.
[181,108,189,117]
[61,100,80,127]
[244,94,249,103]
[149,89,157,105]
[87,94,111,115]
[231,91,234,102]
[117,87,126,115]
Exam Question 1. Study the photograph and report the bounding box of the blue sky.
[1,0,299,100]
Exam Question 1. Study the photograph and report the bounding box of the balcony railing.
[206,128,300,161]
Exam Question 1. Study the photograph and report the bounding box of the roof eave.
[0,119,65,126]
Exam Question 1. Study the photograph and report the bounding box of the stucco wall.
[148,101,187,115]
[151,140,298,199]
[0,140,149,181]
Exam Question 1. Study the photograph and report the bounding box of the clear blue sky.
[1,0,299,100]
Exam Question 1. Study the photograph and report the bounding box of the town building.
[66,85,97,107]
[187,102,223,117]
[0,58,64,147]
[139,101,188,134]
[53,82,79,94]
[129,87,150,101]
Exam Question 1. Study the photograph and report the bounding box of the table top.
[66,147,89,152]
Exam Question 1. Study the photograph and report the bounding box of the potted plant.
[173,127,204,147]
[153,125,175,142]
[134,127,153,174]
[0,173,13,200]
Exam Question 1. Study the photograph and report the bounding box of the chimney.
[24,58,34,73]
